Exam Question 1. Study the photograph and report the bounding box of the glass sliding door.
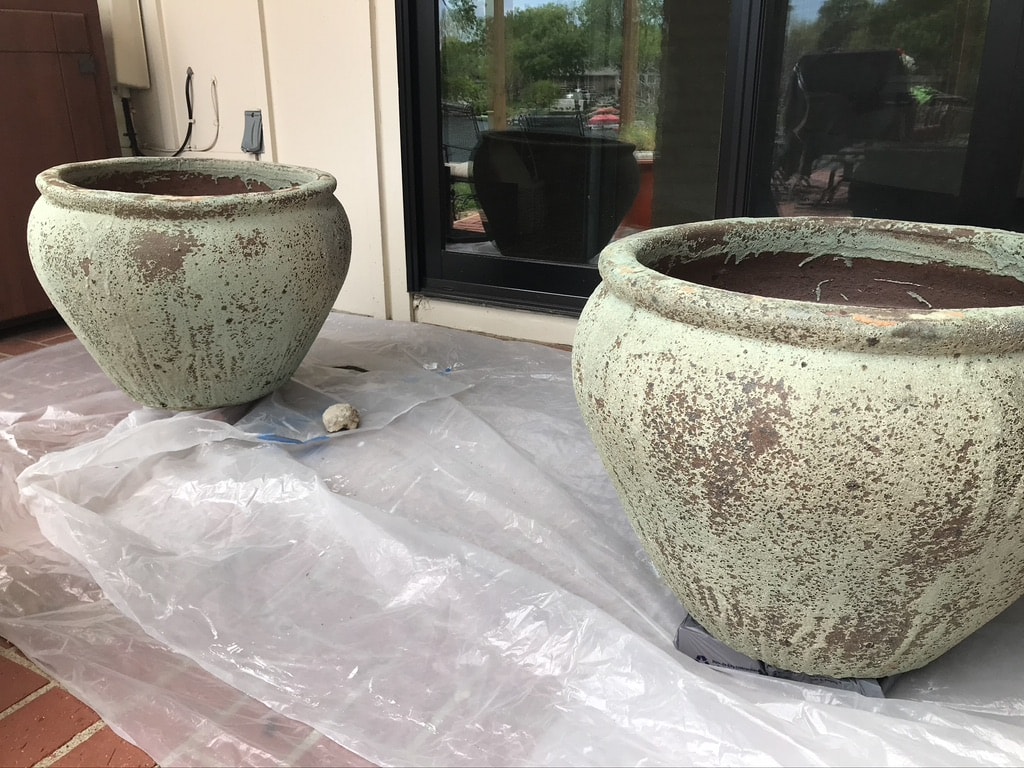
[401,0,735,313]
[440,0,662,261]
[398,0,1024,316]
[737,0,1024,232]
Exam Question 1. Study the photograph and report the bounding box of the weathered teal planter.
[27,157,351,409]
[573,216,1024,678]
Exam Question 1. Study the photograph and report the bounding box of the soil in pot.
[667,252,1024,309]
[85,170,275,195]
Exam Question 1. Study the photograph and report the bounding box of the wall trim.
[412,296,579,346]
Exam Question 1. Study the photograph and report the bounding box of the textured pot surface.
[28,157,351,409]
[572,217,1024,678]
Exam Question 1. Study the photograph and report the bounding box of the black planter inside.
[471,131,640,263]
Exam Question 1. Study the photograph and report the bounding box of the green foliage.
[578,0,663,73]
[506,4,588,100]
[441,38,488,110]
[784,0,989,98]
[849,0,983,77]
[441,0,483,41]
[619,120,656,150]
[815,0,873,50]
[439,0,664,114]
[452,181,479,218]
[519,80,564,111]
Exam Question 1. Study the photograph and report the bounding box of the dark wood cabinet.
[0,0,120,328]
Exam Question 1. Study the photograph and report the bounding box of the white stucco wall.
[113,0,576,344]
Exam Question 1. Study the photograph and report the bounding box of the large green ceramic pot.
[572,216,1024,678]
[27,157,351,409]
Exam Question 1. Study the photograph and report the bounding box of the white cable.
[139,76,220,154]
[192,77,220,152]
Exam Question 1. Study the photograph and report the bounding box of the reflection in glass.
[768,0,989,223]
[439,0,663,264]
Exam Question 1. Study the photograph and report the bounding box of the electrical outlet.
[242,110,263,154]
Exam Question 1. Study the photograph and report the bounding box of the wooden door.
[0,0,120,327]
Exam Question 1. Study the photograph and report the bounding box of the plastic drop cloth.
[2,313,1024,767]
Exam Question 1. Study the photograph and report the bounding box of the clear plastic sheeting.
[2,313,1024,767]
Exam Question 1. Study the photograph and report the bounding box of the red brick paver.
[0,335,52,357]
[0,655,49,711]
[0,316,71,357]
[0,689,100,768]
[52,726,156,768]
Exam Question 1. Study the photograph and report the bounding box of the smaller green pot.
[27,157,351,410]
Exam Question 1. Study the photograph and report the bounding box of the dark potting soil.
[665,252,1024,310]
[81,171,274,196]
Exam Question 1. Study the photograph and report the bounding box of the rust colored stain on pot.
[130,230,196,283]
[851,315,899,328]
[642,371,795,534]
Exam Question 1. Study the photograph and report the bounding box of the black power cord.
[120,67,195,157]
[120,95,144,156]
[171,67,195,157]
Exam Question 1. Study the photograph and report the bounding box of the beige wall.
[112,0,576,344]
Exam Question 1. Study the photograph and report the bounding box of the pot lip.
[596,216,1024,354]
[34,156,338,214]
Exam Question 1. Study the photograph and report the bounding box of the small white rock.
[322,403,360,432]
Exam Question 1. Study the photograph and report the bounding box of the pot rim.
[35,156,338,215]
[597,216,1024,355]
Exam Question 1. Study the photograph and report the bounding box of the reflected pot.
[27,157,351,410]
[572,216,1024,678]
[471,131,640,263]
[622,151,654,230]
